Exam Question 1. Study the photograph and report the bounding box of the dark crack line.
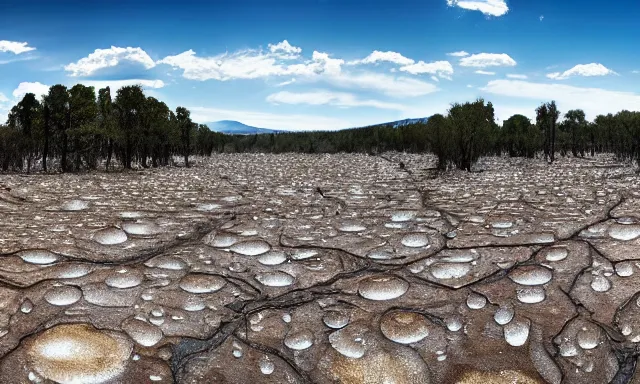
[238,335,314,384]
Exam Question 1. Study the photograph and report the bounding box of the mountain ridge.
[205,117,430,135]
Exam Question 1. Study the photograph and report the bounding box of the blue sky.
[1,0,639,130]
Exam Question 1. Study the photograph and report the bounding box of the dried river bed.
[0,153,639,384]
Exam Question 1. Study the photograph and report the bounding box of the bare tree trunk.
[125,135,132,170]
[74,137,81,171]
[61,133,68,172]
[543,126,549,162]
[106,139,113,171]
[43,106,49,172]
[571,125,577,157]
[43,139,48,172]
[61,109,70,173]
[550,119,556,163]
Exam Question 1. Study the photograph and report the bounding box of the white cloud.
[446,0,509,16]
[546,63,617,80]
[188,106,381,131]
[506,74,528,79]
[304,52,344,76]
[158,48,343,81]
[158,49,279,80]
[480,79,640,120]
[349,50,415,66]
[399,60,454,79]
[326,72,438,97]
[539,15,544,21]
[460,53,517,67]
[276,78,297,86]
[447,51,469,57]
[159,44,436,98]
[65,46,156,77]
[266,90,406,110]
[0,40,36,54]
[12,82,50,99]
[2,84,48,122]
[431,76,439,82]
[268,40,302,59]
[0,103,9,124]
[475,70,495,75]
[492,104,537,122]
[632,70,639,74]
[0,55,38,65]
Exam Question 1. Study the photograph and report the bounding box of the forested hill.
[1,82,639,174]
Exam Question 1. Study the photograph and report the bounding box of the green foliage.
[447,99,497,171]
[68,84,98,170]
[7,92,41,171]
[536,101,560,163]
[175,106,193,167]
[559,109,588,157]
[424,114,450,169]
[501,114,540,158]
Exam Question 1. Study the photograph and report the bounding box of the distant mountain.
[206,120,284,135]
[385,117,430,128]
[205,117,430,135]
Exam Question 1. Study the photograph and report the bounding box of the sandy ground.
[0,153,639,383]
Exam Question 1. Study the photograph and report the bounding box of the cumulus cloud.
[546,63,617,80]
[0,40,36,54]
[475,70,495,75]
[64,46,156,77]
[158,48,342,81]
[267,40,302,59]
[349,50,415,66]
[480,79,640,120]
[399,60,454,79]
[158,42,437,98]
[446,0,509,16]
[12,82,50,99]
[459,53,517,68]
[506,74,528,79]
[447,51,469,57]
[266,90,406,110]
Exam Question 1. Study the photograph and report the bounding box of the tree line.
[0,84,225,172]
[1,83,640,173]
[217,99,640,171]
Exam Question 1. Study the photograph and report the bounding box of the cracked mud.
[1,153,640,383]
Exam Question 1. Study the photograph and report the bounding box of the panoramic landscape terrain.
[1,153,640,384]
[2,0,640,383]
